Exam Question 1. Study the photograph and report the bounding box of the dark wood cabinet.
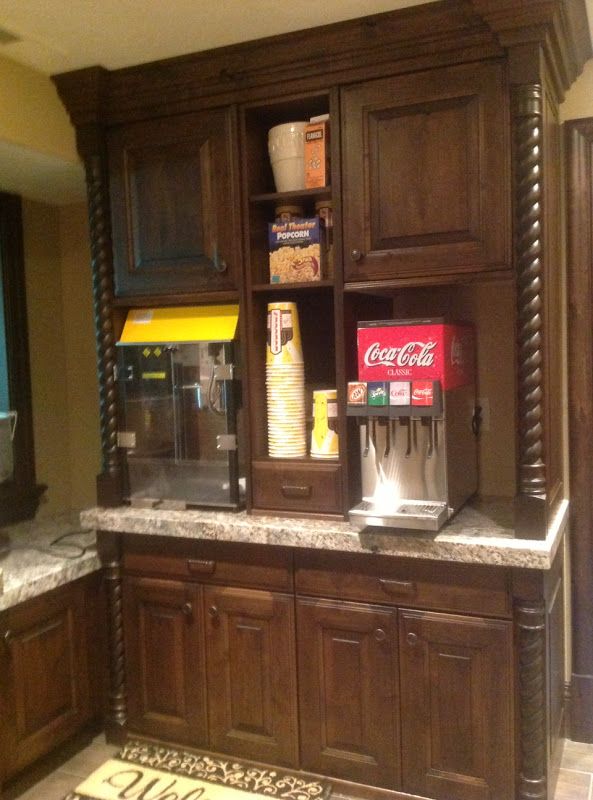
[399,609,513,800]
[0,577,100,781]
[108,107,240,299]
[296,597,399,788]
[205,585,298,766]
[122,576,207,746]
[341,60,510,284]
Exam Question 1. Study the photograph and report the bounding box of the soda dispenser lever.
[384,418,391,458]
[363,419,370,457]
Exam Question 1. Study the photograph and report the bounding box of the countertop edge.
[79,500,569,570]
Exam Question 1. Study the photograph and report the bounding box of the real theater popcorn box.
[268,218,322,284]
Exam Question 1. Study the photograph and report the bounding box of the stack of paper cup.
[310,389,339,459]
[266,302,306,458]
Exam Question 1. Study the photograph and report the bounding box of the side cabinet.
[341,60,509,283]
[108,107,240,298]
[0,577,99,782]
[296,597,400,789]
[122,576,207,746]
[399,609,514,800]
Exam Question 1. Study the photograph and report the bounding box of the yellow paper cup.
[310,389,339,458]
[266,302,303,365]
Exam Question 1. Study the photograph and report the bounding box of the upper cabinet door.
[109,108,240,298]
[341,61,510,284]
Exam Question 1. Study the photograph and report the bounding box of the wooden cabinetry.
[122,576,207,746]
[0,575,102,784]
[296,597,399,788]
[108,108,240,299]
[341,61,510,284]
[399,609,513,800]
[121,538,299,766]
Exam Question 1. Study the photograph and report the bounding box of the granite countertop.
[0,512,100,612]
[80,497,569,570]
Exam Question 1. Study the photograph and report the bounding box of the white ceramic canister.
[268,122,307,192]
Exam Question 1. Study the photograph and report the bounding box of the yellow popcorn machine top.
[116,305,244,509]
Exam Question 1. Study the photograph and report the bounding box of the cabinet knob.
[374,628,387,642]
[182,602,193,617]
[3,629,13,648]
[406,632,418,646]
[350,249,363,262]
[208,605,219,619]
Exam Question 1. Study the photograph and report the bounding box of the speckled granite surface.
[80,497,568,570]
[0,512,100,612]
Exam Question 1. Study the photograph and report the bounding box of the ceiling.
[0,0,441,75]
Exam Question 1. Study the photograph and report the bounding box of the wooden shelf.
[251,280,333,293]
[249,186,332,205]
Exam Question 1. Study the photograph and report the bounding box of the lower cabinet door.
[399,609,513,800]
[296,597,400,788]
[0,581,92,778]
[123,576,207,746]
[204,585,298,767]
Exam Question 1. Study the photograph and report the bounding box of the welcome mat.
[64,740,332,800]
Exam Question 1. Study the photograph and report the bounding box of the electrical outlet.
[477,397,490,432]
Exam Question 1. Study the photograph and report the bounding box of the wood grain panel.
[297,597,399,789]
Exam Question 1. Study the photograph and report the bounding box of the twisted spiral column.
[515,602,546,800]
[513,85,546,500]
[104,557,127,733]
[84,151,122,498]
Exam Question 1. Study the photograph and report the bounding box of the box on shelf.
[305,116,330,189]
[268,218,322,283]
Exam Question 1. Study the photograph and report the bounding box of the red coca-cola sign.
[357,319,474,390]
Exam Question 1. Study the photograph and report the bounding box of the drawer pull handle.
[379,578,416,595]
[182,602,193,617]
[187,559,216,575]
[281,484,311,499]
[407,632,418,646]
[3,629,13,648]
[208,605,219,619]
[374,628,387,642]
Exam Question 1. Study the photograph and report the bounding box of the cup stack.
[266,301,306,458]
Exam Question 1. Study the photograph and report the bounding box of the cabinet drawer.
[251,460,342,514]
[122,536,292,592]
[295,550,511,618]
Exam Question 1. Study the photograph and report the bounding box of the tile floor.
[3,733,593,799]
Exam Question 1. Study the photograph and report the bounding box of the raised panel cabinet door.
[342,60,509,283]
[122,576,207,745]
[399,609,513,800]
[296,597,399,789]
[204,585,298,767]
[0,582,91,777]
[109,107,239,297]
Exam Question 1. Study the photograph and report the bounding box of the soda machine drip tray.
[349,499,449,532]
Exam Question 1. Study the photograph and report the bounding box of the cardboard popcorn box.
[268,218,322,284]
[304,118,330,189]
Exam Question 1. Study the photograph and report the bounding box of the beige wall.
[561,60,593,121]
[22,200,99,516]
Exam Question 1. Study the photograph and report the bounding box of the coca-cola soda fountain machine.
[348,318,478,531]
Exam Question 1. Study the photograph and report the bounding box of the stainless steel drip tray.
[349,499,449,532]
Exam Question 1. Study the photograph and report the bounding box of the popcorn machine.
[116,305,243,509]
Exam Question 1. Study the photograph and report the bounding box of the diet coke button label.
[389,381,410,406]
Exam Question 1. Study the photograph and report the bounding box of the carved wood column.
[78,126,123,507]
[515,600,547,800]
[512,84,547,539]
[97,531,127,743]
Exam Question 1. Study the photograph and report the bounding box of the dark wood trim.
[97,530,128,743]
[566,117,593,743]
[511,84,548,538]
[79,132,123,507]
[0,193,45,526]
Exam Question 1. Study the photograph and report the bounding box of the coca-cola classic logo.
[363,341,437,368]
